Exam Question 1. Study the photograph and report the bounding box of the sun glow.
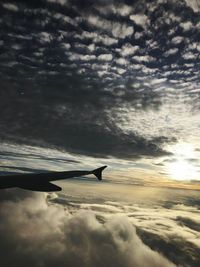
[167,159,198,181]
[166,143,199,181]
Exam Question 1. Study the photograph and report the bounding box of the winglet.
[92,166,107,181]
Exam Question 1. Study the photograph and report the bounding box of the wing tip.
[92,166,107,180]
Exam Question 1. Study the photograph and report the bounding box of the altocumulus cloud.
[1,0,200,159]
[0,190,176,267]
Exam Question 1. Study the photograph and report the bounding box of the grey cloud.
[163,48,179,57]
[185,0,200,13]
[137,228,200,267]
[176,216,200,232]
[116,57,129,65]
[3,3,19,12]
[98,53,113,61]
[38,32,53,43]
[119,43,139,56]
[47,0,69,5]
[96,3,133,17]
[0,76,171,159]
[87,15,134,38]
[171,36,184,44]
[78,31,118,46]
[129,14,149,29]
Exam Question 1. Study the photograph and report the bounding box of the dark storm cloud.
[0,0,199,158]
[0,191,176,267]
[0,94,172,158]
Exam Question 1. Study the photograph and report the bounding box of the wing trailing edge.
[18,182,62,192]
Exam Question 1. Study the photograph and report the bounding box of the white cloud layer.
[0,191,176,267]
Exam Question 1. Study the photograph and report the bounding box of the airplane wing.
[0,166,107,192]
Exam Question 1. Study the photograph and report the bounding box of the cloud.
[96,3,133,17]
[61,42,71,49]
[98,54,113,61]
[180,21,193,31]
[137,228,200,267]
[182,51,197,60]
[176,216,200,232]
[115,57,129,65]
[109,98,200,144]
[119,43,139,57]
[185,0,200,12]
[129,14,149,29]
[47,0,69,5]
[68,52,96,61]
[0,0,200,159]
[87,15,134,38]
[3,3,19,12]
[0,191,176,267]
[38,32,53,44]
[163,48,179,57]
[3,185,200,267]
[171,36,184,45]
[133,55,155,63]
[79,31,118,46]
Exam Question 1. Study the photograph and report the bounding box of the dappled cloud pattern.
[1,0,200,158]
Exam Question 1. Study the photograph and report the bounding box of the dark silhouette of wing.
[19,182,62,192]
[92,166,107,180]
[0,166,107,192]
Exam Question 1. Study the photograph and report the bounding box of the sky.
[1,0,200,188]
[0,1,200,267]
